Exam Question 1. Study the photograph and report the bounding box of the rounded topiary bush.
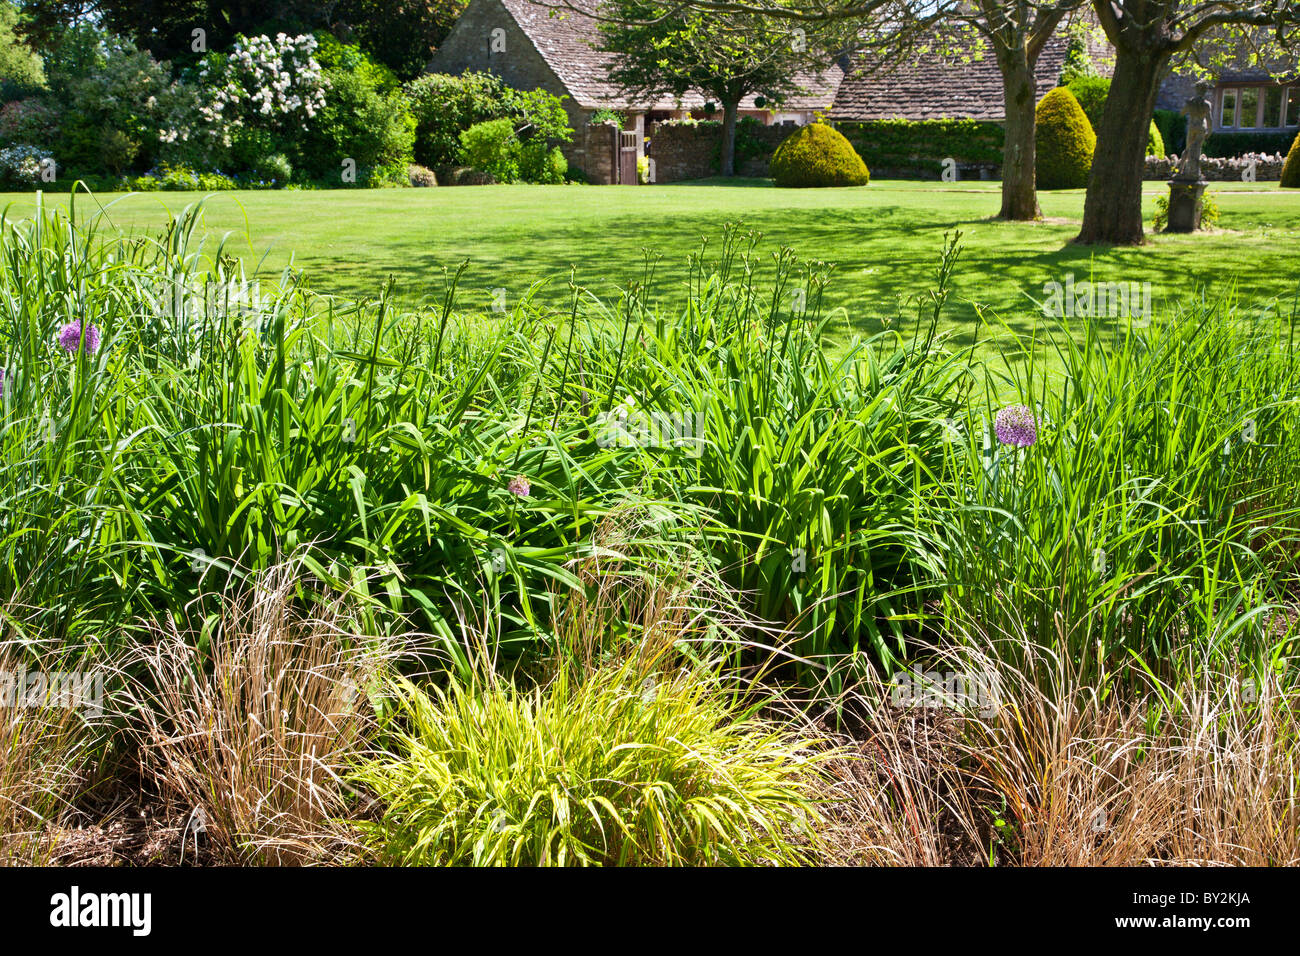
[1282,132,1300,189]
[1035,87,1096,189]
[770,123,869,187]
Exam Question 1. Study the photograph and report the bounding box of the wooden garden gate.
[618,131,638,184]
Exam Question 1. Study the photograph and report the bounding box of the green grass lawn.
[5,179,1298,355]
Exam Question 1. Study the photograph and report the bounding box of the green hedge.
[1154,109,1185,156]
[293,67,415,183]
[1148,112,1294,160]
[405,72,572,171]
[1205,129,1299,158]
[835,119,1003,175]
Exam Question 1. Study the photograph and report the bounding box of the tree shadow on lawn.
[289,204,1294,370]
[304,204,1001,298]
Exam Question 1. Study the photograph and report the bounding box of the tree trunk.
[997,53,1041,220]
[720,100,739,177]
[1075,47,1170,245]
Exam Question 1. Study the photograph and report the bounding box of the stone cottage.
[426,0,843,182]
[429,1,1297,182]
[1157,62,1300,140]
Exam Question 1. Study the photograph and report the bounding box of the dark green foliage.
[706,116,769,173]
[0,0,44,100]
[1206,129,1299,158]
[44,30,173,171]
[229,127,279,176]
[405,72,571,170]
[20,0,464,81]
[734,115,769,164]
[1154,108,1185,156]
[18,0,329,69]
[334,0,467,80]
[403,72,511,168]
[293,67,415,183]
[1064,75,1109,126]
[0,97,59,147]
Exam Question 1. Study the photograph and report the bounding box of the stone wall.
[647,122,796,182]
[564,122,620,185]
[1143,153,1285,181]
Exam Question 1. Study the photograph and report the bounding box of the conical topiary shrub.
[1146,120,1164,158]
[770,123,869,187]
[1035,87,1096,189]
[1282,131,1300,189]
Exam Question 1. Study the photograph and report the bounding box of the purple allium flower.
[57,321,101,355]
[994,404,1038,447]
[507,475,531,498]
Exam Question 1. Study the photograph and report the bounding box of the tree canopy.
[597,1,843,174]
[17,0,465,79]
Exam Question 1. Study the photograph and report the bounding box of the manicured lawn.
[5,179,1298,353]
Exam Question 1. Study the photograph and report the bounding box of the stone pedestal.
[1164,178,1207,233]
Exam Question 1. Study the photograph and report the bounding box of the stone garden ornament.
[1178,83,1213,182]
[1165,83,1212,232]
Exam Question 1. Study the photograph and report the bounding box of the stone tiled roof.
[499,0,842,111]
[830,34,1073,122]
[1218,69,1299,84]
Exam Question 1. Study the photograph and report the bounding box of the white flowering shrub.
[195,34,326,146]
[21,23,416,188]
[0,145,51,186]
[167,33,328,180]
